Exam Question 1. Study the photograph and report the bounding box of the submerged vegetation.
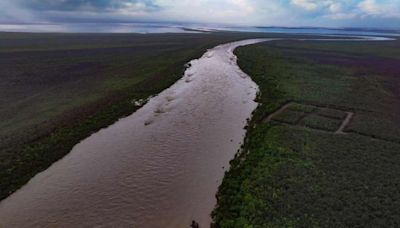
[213,38,400,227]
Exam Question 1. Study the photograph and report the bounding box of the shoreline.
[212,36,400,227]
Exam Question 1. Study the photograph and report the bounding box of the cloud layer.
[1,0,400,27]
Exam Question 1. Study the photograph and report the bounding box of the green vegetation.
[287,103,316,113]
[1,32,288,201]
[317,108,348,120]
[299,114,342,132]
[347,111,400,143]
[213,38,400,227]
[271,109,304,125]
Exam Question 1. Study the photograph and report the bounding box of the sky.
[1,0,400,28]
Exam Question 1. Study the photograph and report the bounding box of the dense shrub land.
[213,38,400,227]
[0,32,285,201]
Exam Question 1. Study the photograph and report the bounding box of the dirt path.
[336,112,354,134]
[263,102,294,123]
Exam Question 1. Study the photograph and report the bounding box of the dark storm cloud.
[1,0,400,29]
[20,0,161,12]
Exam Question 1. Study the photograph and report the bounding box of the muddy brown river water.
[0,39,269,227]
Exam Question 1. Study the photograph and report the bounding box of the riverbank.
[213,38,400,227]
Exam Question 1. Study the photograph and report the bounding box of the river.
[0,39,269,227]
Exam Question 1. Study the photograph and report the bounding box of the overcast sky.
[1,0,400,28]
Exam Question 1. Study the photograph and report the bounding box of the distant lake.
[219,26,400,37]
[0,22,399,37]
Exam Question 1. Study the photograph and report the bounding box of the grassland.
[1,32,297,201]
[213,38,400,227]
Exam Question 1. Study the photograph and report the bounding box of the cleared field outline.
[264,102,354,135]
[264,102,400,145]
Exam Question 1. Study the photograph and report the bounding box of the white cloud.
[1,0,400,27]
[359,0,383,15]
[154,0,264,25]
[291,0,319,11]
[328,2,342,13]
[358,0,400,18]
[327,12,357,20]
